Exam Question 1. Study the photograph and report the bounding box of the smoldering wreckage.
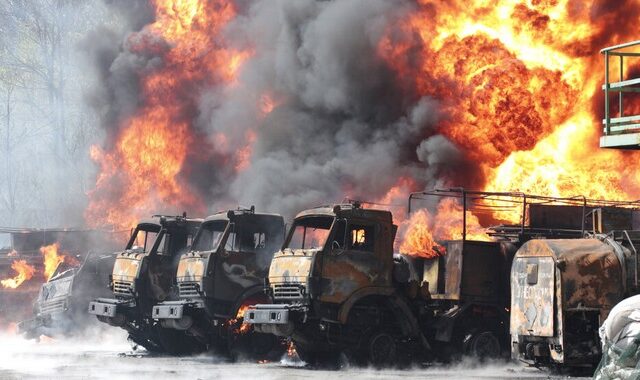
[2,187,640,377]
[7,0,640,378]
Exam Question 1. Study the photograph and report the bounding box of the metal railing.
[601,40,640,137]
[408,188,640,242]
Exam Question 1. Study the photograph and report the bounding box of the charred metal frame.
[408,188,590,241]
[601,40,640,148]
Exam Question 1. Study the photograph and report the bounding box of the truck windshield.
[286,217,333,250]
[192,220,227,252]
[130,226,164,254]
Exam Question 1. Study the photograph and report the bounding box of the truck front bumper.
[244,304,305,337]
[152,300,203,320]
[88,298,134,318]
[244,304,291,324]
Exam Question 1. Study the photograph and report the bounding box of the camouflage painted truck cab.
[152,208,285,358]
[88,215,201,353]
[245,203,431,366]
[18,251,117,338]
[510,238,633,368]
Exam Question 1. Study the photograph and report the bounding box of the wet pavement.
[0,332,589,380]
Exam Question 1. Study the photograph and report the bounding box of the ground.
[0,332,588,380]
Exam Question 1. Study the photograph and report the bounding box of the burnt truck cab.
[151,208,284,357]
[88,215,201,352]
[245,203,428,364]
[18,251,117,338]
[510,238,630,367]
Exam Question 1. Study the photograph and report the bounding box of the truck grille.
[113,280,133,296]
[273,283,305,299]
[178,282,200,298]
[40,299,65,315]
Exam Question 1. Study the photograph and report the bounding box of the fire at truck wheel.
[465,331,501,359]
[367,331,397,367]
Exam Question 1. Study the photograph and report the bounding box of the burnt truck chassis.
[88,214,202,354]
[246,190,640,367]
[18,251,117,338]
[152,208,286,359]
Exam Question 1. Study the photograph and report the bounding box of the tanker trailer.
[510,235,638,369]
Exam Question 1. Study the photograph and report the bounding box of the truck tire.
[466,331,501,359]
[227,329,284,361]
[154,325,205,355]
[295,343,341,368]
[367,331,397,367]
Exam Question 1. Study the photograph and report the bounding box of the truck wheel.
[155,326,205,355]
[367,332,397,367]
[227,329,284,361]
[295,343,340,368]
[466,331,501,359]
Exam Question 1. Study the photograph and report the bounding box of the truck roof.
[138,216,203,228]
[202,210,284,224]
[295,203,393,224]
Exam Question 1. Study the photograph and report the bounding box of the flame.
[1,260,36,289]
[86,0,247,230]
[40,243,65,281]
[235,130,257,172]
[39,243,80,281]
[400,198,490,258]
[399,210,443,259]
[287,341,297,358]
[226,304,252,335]
[378,1,640,241]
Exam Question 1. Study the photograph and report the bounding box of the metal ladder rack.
[600,40,640,149]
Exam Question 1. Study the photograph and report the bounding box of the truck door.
[319,219,386,304]
[212,219,270,316]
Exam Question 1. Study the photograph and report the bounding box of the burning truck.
[0,228,123,334]
[152,207,286,360]
[18,250,118,339]
[244,191,526,366]
[244,189,640,368]
[88,214,202,354]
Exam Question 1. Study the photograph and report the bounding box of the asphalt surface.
[0,332,589,380]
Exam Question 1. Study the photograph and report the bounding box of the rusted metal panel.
[514,239,624,315]
[318,250,386,304]
[269,251,315,285]
[511,256,555,337]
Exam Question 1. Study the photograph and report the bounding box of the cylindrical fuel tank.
[511,238,627,334]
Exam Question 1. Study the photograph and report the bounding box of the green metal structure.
[600,40,640,149]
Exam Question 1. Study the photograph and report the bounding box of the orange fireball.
[381,1,640,204]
